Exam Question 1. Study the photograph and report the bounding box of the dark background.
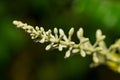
[0,0,120,80]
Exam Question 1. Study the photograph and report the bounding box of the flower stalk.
[13,20,120,73]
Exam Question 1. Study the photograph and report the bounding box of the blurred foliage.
[0,0,120,80]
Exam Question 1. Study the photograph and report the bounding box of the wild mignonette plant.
[13,20,120,73]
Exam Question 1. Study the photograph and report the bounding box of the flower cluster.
[13,20,120,73]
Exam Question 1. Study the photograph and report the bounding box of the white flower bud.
[13,20,18,25]
[59,29,67,41]
[58,45,63,51]
[96,29,102,38]
[45,44,52,50]
[69,27,74,37]
[39,38,45,43]
[54,27,58,38]
[54,27,58,34]
[64,50,71,58]
[68,27,74,40]
[40,27,44,32]
[59,29,64,36]
[35,26,39,31]
[72,49,79,53]
[31,36,35,39]
[96,29,106,42]
[46,30,52,38]
[80,49,86,57]
[77,28,84,40]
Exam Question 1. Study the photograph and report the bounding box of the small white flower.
[58,44,63,51]
[77,28,84,40]
[69,28,74,36]
[54,27,58,34]
[59,29,67,41]
[59,29,65,36]
[64,50,71,58]
[54,27,58,38]
[39,38,45,43]
[45,44,52,50]
[35,26,39,31]
[96,29,106,42]
[96,29,102,38]
[40,27,44,32]
[80,49,86,57]
[72,49,79,53]
[64,47,72,58]
[68,27,74,40]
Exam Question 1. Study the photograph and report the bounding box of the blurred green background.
[0,0,120,80]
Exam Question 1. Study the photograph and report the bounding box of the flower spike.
[13,20,120,73]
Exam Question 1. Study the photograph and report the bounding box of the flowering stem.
[13,20,120,73]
